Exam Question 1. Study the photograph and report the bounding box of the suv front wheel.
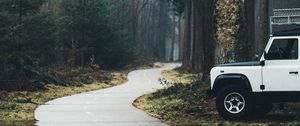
[216,85,253,120]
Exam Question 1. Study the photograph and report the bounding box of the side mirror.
[260,51,267,66]
[260,60,265,66]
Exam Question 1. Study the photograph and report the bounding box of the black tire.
[216,85,253,120]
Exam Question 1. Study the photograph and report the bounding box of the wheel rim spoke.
[238,101,244,106]
[235,106,240,112]
[225,101,231,105]
[223,92,245,114]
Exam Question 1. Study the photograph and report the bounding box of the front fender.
[212,74,253,95]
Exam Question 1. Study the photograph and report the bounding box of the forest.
[0,0,181,90]
[0,0,270,88]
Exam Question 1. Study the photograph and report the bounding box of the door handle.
[289,71,299,74]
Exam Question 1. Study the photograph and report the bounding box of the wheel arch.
[212,74,253,96]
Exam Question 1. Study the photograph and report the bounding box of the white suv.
[210,31,300,119]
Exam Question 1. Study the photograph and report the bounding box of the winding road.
[34,63,180,126]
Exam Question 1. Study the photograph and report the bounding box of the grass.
[0,70,127,126]
[152,62,164,68]
[162,69,198,84]
[134,69,300,126]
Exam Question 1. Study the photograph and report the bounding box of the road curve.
[34,63,180,126]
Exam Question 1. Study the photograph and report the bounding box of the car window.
[266,38,298,60]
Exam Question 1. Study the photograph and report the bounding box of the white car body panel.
[262,36,300,91]
[210,66,262,92]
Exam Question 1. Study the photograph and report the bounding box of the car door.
[263,37,300,91]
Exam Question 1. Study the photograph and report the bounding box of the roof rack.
[270,8,300,35]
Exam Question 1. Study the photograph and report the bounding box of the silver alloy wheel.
[224,92,245,114]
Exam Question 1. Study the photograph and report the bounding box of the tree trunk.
[202,0,217,79]
[235,0,254,62]
[256,0,269,54]
[182,0,192,69]
[179,14,185,61]
[170,10,176,61]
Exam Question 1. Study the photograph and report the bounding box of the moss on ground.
[134,69,300,126]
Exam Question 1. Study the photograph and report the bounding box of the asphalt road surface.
[35,63,180,126]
